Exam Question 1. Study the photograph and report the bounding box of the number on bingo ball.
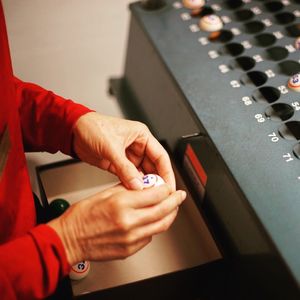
[69,261,90,280]
[143,174,165,188]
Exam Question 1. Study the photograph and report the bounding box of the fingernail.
[129,178,144,190]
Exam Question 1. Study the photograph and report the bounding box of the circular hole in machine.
[241,71,268,86]
[286,24,300,37]
[278,121,300,140]
[293,143,300,159]
[244,21,266,34]
[252,86,281,103]
[275,12,296,24]
[265,46,289,61]
[253,33,276,47]
[278,60,300,76]
[224,0,244,9]
[190,6,214,18]
[265,103,294,121]
[264,1,284,12]
[234,9,254,21]
[234,56,256,71]
[223,43,245,56]
[209,30,234,43]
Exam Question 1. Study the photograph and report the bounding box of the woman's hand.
[72,112,176,191]
[48,184,186,265]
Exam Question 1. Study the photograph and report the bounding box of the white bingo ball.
[182,0,205,10]
[199,14,223,32]
[143,174,165,188]
[295,37,300,50]
[69,261,90,280]
[288,73,300,92]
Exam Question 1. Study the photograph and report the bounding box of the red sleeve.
[14,77,93,155]
[0,225,71,299]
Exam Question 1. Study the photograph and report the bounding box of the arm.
[14,77,92,155]
[0,185,185,299]
[0,225,70,299]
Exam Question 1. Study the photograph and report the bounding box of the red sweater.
[0,2,92,299]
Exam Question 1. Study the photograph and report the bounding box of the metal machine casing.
[110,1,300,298]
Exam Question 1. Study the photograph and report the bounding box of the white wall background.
[2,0,132,193]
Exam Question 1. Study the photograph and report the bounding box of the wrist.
[72,111,97,159]
[48,215,82,265]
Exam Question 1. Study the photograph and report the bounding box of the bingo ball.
[69,261,90,280]
[49,198,70,219]
[199,14,223,32]
[143,174,165,188]
[288,73,300,92]
[182,0,205,10]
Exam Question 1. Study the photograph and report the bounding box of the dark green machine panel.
[111,0,300,298]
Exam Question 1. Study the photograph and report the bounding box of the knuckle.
[107,196,120,211]
[115,214,131,232]
[175,191,183,203]
[108,195,125,212]
[107,196,132,232]
[137,121,149,132]
[119,245,132,259]
[124,232,139,244]
[160,217,172,232]
[155,202,169,217]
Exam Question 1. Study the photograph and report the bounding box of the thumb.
[112,153,144,190]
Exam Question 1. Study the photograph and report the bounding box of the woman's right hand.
[48,184,186,265]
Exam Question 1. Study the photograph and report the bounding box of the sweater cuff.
[61,102,93,156]
[0,224,71,299]
[29,224,71,277]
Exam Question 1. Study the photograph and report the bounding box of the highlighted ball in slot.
[288,73,300,92]
[182,0,205,10]
[199,15,223,32]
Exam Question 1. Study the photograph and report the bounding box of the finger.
[83,183,125,203]
[126,148,143,168]
[111,152,144,190]
[132,208,179,240]
[96,158,118,175]
[97,158,111,171]
[124,236,152,257]
[134,190,186,226]
[145,135,176,191]
[129,184,172,208]
[141,156,157,175]
[96,183,126,199]
[128,138,147,157]
[104,237,152,259]
[89,237,152,261]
